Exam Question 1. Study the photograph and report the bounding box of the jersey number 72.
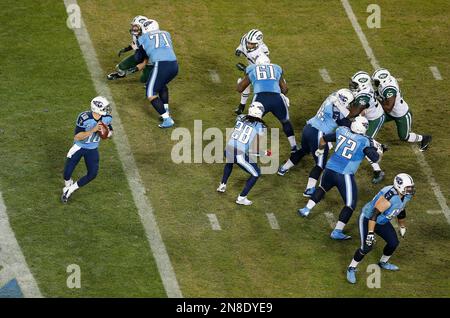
[335,135,357,159]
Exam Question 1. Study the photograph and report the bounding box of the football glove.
[399,226,406,238]
[118,46,132,57]
[365,232,376,246]
[315,148,325,157]
[235,49,242,57]
[126,66,139,74]
[236,63,246,72]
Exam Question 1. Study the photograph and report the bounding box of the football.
[98,122,109,139]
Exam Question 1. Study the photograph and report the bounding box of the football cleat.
[216,183,227,193]
[236,196,252,206]
[298,207,310,217]
[330,229,351,240]
[419,135,432,152]
[303,188,315,198]
[277,166,288,176]
[159,117,175,128]
[378,262,399,271]
[234,104,245,115]
[107,72,126,80]
[372,170,385,184]
[61,188,71,204]
[346,267,357,284]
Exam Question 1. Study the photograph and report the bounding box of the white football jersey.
[377,77,409,118]
[236,34,270,64]
[355,87,384,120]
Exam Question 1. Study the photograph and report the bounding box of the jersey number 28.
[231,122,253,144]
[335,135,357,159]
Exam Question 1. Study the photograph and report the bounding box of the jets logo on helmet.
[245,29,263,52]
[248,101,264,119]
[91,96,111,116]
[349,71,372,92]
[393,173,415,196]
[350,115,369,135]
[143,19,159,33]
[372,68,392,88]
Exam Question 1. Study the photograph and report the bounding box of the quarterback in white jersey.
[350,71,386,184]
[372,68,431,151]
[234,29,270,115]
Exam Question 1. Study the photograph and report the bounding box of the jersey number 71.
[149,33,170,48]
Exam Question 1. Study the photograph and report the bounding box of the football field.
[0,0,449,297]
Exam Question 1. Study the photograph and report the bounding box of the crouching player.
[346,173,415,284]
[217,102,267,206]
[61,96,113,203]
[298,116,383,240]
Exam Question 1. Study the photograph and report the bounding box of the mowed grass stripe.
[0,0,165,297]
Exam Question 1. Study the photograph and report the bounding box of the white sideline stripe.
[266,213,280,230]
[0,192,42,297]
[341,0,450,226]
[64,0,182,298]
[207,214,222,231]
[208,69,221,83]
[427,210,442,215]
[323,212,336,229]
[429,66,443,80]
[319,68,333,83]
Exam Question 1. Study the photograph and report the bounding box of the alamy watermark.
[66,264,81,289]
[366,4,381,29]
[66,3,81,29]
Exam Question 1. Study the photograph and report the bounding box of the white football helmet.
[91,96,111,116]
[372,68,392,88]
[255,54,270,65]
[334,88,355,109]
[245,29,263,52]
[143,19,159,33]
[130,15,149,36]
[248,101,264,119]
[350,71,372,92]
[393,173,415,196]
[350,115,369,135]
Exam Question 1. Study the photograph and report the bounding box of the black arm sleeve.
[74,125,85,134]
[134,46,148,63]
[323,133,337,143]
[397,210,406,220]
[336,117,352,128]
[370,208,382,222]
[123,45,133,52]
[108,124,113,131]
[364,146,380,162]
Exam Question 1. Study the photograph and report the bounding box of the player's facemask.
[404,185,416,196]
[349,79,359,92]
[246,41,258,52]
[130,24,142,36]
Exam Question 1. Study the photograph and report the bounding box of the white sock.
[282,160,294,170]
[349,259,359,268]
[64,179,73,187]
[164,103,169,112]
[335,221,346,231]
[380,255,391,263]
[68,182,79,195]
[161,112,170,119]
[371,162,381,171]
[407,133,423,143]
[240,86,250,105]
[288,136,297,148]
[306,177,317,190]
[306,200,316,210]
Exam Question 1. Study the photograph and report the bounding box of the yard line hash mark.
[64,0,182,298]
[266,213,280,230]
[208,69,221,83]
[429,66,443,80]
[207,214,222,231]
[341,0,450,226]
[319,68,333,83]
[323,212,336,229]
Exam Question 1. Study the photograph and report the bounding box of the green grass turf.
[0,0,166,297]
[0,0,448,297]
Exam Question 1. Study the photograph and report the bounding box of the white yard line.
[341,0,450,225]
[208,69,221,83]
[265,213,280,230]
[319,68,333,83]
[0,192,42,297]
[207,214,222,231]
[426,210,442,215]
[323,212,336,229]
[429,66,443,80]
[63,0,182,297]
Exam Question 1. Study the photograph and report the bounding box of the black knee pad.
[338,206,354,224]
[309,165,323,180]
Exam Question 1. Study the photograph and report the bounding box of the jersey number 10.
[150,33,170,48]
[335,135,357,159]
[256,65,276,80]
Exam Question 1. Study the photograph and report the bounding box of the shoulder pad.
[384,187,397,200]
[77,111,91,126]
